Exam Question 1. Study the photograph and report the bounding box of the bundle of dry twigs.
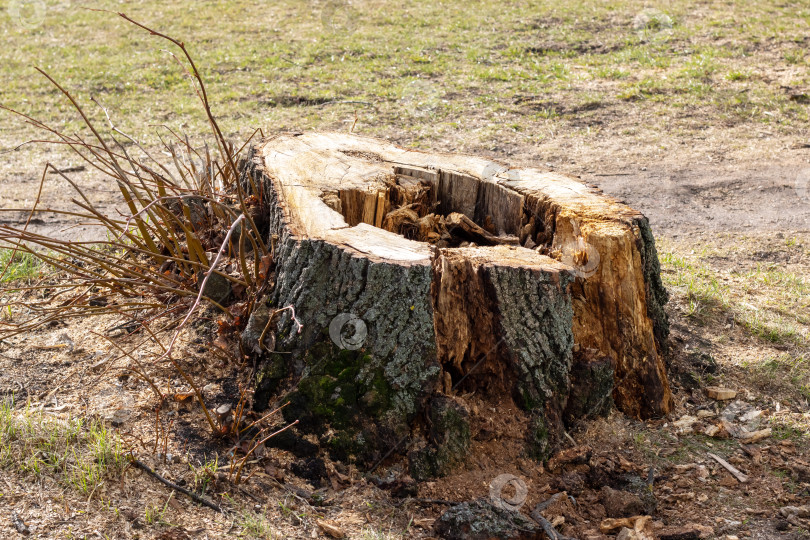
[0,13,280,447]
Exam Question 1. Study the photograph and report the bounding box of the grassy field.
[1,0,809,158]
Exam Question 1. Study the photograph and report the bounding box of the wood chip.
[547,445,591,470]
[317,520,346,539]
[703,424,721,437]
[705,387,737,400]
[601,516,648,533]
[739,428,771,444]
[708,452,748,483]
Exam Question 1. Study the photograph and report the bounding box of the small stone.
[109,409,130,427]
[720,400,750,422]
[200,270,232,304]
[706,387,737,400]
[617,527,635,540]
[10,512,30,535]
[780,505,810,519]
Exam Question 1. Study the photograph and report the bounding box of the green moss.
[280,338,395,462]
[408,446,438,480]
[564,357,615,425]
[435,500,542,539]
[528,415,551,461]
[517,386,543,411]
[637,218,670,350]
[327,431,364,462]
[433,405,470,469]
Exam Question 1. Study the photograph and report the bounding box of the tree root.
[529,493,578,540]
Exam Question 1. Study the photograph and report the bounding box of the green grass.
[237,507,277,539]
[659,247,809,347]
[145,496,174,527]
[745,353,810,403]
[0,249,42,283]
[660,235,810,404]
[1,0,809,154]
[0,397,127,497]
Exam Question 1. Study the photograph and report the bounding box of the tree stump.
[240,132,671,472]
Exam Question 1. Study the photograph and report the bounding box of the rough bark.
[239,131,672,471]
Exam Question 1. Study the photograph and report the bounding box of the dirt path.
[586,161,810,235]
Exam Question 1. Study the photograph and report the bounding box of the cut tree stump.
[239,132,672,472]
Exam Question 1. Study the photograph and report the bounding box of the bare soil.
[1,140,808,539]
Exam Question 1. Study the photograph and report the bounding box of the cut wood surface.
[240,131,672,470]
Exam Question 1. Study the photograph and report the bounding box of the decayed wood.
[243,132,671,420]
[239,132,671,472]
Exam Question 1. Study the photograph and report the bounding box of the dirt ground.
[0,130,808,539]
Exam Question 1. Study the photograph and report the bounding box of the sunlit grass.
[1,0,809,154]
[660,234,810,404]
[0,397,127,497]
[0,249,42,283]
